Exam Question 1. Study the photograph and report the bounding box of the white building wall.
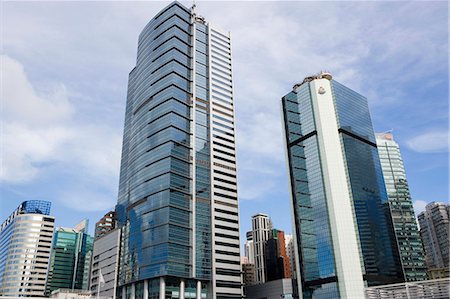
[309,79,365,298]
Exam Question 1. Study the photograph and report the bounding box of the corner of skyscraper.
[281,72,404,299]
[116,1,242,298]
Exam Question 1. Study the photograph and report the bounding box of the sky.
[1,1,448,247]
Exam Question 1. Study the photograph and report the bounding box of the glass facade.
[0,201,54,297]
[282,83,339,299]
[376,133,428,281]
[116,2,241,298]
[282,75,404,299]
[117,1,194,284]
[46,221,94,294]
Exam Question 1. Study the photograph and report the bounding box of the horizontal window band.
[214,192,237,201]
[214,200,238,209]
[213,141,234,151]
[153,32,191,52]
[151,46,190,63]
[214,176,236,186]
[154,3,190,20]
[213,169,236,178]
[216,268,241,276]
[215,249,240,256]
[215,217,238,224]
[154,13,190,31]
[288,130,317,147]
[153,24,190,42]
[151,58,192,75]
[213,155,235,165]
[215,208,238,216]
[213,162,236,171]
[212,108,233,119]
[215,241,239,248]
[215,233,239,241]
[214,148,235,158]
[338,128,377,148]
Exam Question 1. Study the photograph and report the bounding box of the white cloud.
[1,55,121,211]
[413,199,428,218]
[406,131,449,153]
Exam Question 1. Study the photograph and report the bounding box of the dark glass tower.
[45,220,93,295]
[281,72,403,299]
[116,2,242,298]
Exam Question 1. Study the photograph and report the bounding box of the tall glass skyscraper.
[376,132,428,281]
[0,200,54,297]
[281,72,404,299]
[45,219,93,295]
[116,2,241,298]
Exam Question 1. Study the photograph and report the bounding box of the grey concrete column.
[196,281,202,299]
[122,286,126,299]
[131,283,136,299]
[179,279,185,299]
[144,280,149,299]
[159,277,165,299]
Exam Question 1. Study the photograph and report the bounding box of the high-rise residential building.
[376,132,428,281]
[251,213,272,284]
[264,229,291,282]
[244,231,255,264]
[0,200,54,297]
[90,228,121,299]
[281,72,404,298]
[46,219,94,295]
[115,2,241,298]
[284,234,296,280]
[418,202,449,274]
[95,211,116,239]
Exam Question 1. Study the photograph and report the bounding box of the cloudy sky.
[1,1,448,244]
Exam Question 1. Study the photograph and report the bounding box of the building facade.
[46,220,94,295]
[244,279,295,299]
[251,214,272,284]
[417,202,449,274]
[244,231,254,265]
[376,132,428,281]
[282,72,404,298]
[0,200,54,297]
[264,230,291,282]
[90,228,121,299]
[95,211,116,240]
[284,234,296,280]
[115,2,242,298]
[241,263,255,287]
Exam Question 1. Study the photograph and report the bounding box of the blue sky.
[1,1,448,245]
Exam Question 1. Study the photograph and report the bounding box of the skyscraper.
[376,132,428,281]
[244,231,255,265]
[116,2,241,298]
[418,202,449,274]
[282,72,404,298]
[46,219,94,295]
[0,200,54,297]
[251,213,272,284]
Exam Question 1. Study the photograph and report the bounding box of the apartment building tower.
[115,2,241,298]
